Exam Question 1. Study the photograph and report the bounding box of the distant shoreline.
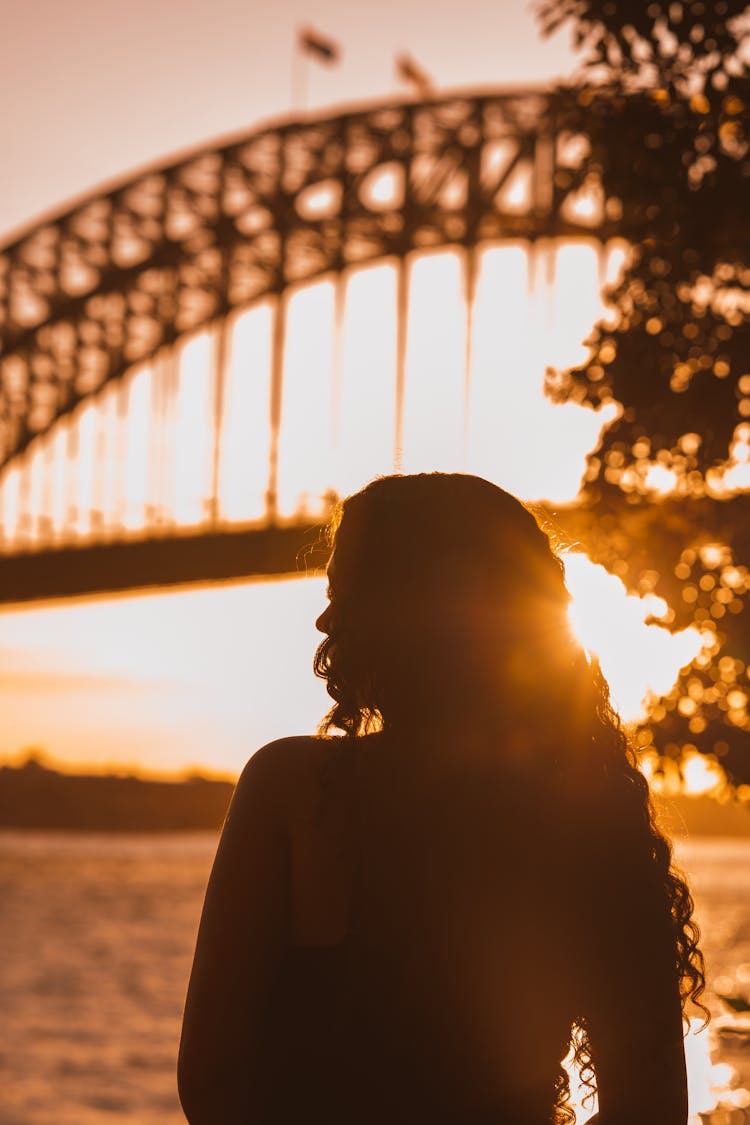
[0,758,234,832]
[2,757,749,836]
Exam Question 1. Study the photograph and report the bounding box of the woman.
[178,473,705,1125]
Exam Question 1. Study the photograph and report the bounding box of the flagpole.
[292,34,308,113]
[294,27,341,115]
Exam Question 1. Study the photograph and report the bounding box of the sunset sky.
[0,2,705,777]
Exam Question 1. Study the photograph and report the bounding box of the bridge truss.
[0,87,615,602]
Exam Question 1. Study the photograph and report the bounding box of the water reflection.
[1,833,748,1123]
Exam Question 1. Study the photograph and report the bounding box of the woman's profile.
[178,472,706,1125]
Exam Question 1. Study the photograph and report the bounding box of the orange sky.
[0,578,330,776]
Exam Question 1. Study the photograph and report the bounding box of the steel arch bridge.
[0,86,615,603]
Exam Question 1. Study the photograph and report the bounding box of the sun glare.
[564,553,705,722]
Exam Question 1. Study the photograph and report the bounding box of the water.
[1,831,748,1125]
[0,833,209,1125]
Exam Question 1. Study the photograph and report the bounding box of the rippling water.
[1,831,748,1125]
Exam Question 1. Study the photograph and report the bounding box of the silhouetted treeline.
[1,756,749,835]
[0,758,233,831]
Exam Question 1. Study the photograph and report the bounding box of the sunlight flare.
[564,553,705,722]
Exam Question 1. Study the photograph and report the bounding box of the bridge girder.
[0,522,330,605]
[0,87,611,470]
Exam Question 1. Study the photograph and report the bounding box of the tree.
[536,0,750,788]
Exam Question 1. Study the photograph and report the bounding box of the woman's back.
[255,731,580,1124]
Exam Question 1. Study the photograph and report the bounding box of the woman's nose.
[316,605,333,633]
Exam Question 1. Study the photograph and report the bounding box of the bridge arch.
[0,87,620,600]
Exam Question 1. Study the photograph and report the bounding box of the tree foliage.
[536,0,750,787]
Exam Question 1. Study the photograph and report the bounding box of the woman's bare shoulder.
[232,736,340,815]
[242,734,340,774]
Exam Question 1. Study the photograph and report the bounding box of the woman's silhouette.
[179,473,705,1125]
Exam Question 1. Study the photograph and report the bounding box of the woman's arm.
[584,877,688,1125]
[178,741,290,1124]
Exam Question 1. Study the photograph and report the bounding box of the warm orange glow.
[9,13,748,1125]
[564,553,706,722]
[0,555,709,778]
[0,578,330,776]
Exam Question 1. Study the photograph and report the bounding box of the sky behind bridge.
[0,0,575,241]
[0,0,585,775]
[0,2,708,781]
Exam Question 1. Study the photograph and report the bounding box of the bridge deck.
[0,524,329,604]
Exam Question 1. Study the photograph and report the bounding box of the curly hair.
[314,472,706,1123]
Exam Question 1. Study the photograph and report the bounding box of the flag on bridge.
[298,27,342,65]
[395,53,434,97]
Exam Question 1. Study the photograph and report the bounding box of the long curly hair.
[313,472,706,1122]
